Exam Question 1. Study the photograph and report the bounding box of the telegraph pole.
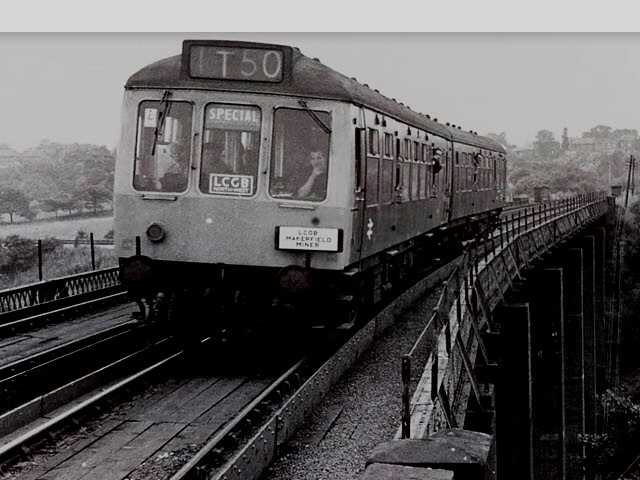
[631,154,636,196]
[624,155,634,208]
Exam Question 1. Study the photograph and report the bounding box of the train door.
[352,126,367,263]
[446,141,455,223]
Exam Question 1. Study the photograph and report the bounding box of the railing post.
[483,231,488,263]
[38,239,43,282]
[545,203,548,223]
[517,211,521,235]
[492,227,496,254]
[90,232,96,270]
[402,354,411,439]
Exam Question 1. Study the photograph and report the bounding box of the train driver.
[295,150,327,199]
[160,142,189,192]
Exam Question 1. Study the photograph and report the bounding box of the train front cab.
[114,90,361,328]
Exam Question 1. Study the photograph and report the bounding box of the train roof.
[126,40,506,154]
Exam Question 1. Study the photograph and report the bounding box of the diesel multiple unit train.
[115,39,507,332]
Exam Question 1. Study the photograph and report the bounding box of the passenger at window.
[202,141,232,175]
[296,150,327,199]
[238,146,259,176]
[160,142,189,191]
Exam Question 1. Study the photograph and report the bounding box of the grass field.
[0,215,117,289]
[1,216,114,240]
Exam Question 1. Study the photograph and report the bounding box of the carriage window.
[384,133,393,157]
[269,107,331,201]
[368,129,379,155]
[134,100,193,193]
[200,104,261,196]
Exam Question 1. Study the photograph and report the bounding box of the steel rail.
[0,339,182,463]
[170,358,306,479]
[0,320,144,416]
[0,290,128,336]
[0,319,137,382]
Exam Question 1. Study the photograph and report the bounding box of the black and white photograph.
[0,6,639,478]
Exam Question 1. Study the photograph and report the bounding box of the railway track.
[0,330,182,469]
[0,252,459,480]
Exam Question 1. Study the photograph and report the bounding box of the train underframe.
[119,209,501,344]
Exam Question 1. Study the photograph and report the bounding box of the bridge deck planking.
[0,303,136,368]
[12,372,275,480]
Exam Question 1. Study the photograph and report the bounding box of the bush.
[0,235,63,274]
[581,386,640,477]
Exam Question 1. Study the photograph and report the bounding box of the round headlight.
[146,222,166,243]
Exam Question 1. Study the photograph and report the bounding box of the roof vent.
[434,118,438,122]
[313,58,320,62]
[426,114,431,119]
[363,84,369,88]
[446,122,450,126]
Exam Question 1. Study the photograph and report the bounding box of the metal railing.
[400,191,612,439]
[0,267,121,318]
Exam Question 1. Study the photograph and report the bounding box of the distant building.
[512,143,534,160]
[570,137,596,154]
[533,186,551,203]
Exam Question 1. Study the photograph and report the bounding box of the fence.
[399,191,612,439]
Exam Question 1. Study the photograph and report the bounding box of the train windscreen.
[133,100,193,193]
[199,104,261,196]
[269,107,331,202]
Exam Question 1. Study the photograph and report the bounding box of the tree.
[0,188,31,223]
[77,183,112,213]
[17,141,115,209]
[533,130,562,160]
[485,132,515,151]
[583,125,613,139]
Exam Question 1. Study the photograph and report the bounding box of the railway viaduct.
[362,193,617,480]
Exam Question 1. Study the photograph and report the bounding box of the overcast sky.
[1,32,639,151]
